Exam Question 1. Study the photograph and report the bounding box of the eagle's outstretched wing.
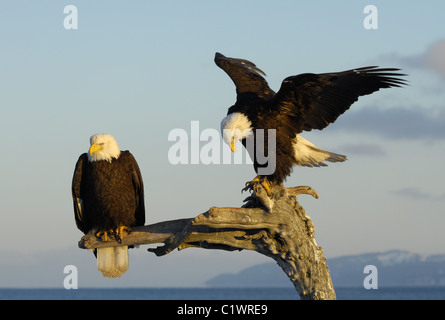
[214,52,275,102]
[272,66,408,132]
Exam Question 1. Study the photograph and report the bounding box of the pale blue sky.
[1,1,444,287]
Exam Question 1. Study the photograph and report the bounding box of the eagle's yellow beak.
[89,143,103,155]
[230,138,236,153]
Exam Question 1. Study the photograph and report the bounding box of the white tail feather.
[114,246,129,275]
[293,135,346,167]
[96,246,129,278]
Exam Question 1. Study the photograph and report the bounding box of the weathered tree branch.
[78,183,336,300]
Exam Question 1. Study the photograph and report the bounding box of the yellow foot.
[95,230,110,242]
[242,176,272,196]
[114,225,131,244]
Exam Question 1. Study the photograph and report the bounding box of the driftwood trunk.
[79,183,336,300]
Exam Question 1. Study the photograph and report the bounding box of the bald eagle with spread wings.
[72,134,145,278]
[216,52,407,193]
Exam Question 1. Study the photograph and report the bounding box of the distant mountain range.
[2,248,445,288]
[206,250,445,287]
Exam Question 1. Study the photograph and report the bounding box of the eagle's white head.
[221,112,253,152]
[88,133,121,162]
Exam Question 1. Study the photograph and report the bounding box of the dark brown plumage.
[71,134,145,278]
[216,52,407,185]
[72,151,145,235]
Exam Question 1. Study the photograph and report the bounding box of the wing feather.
[127,152,145,227]
[72,153,88,234]
[272,66,408,132]
[214,52,275,102]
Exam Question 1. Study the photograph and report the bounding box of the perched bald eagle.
[216,52,407,192]
[72,134,145,278]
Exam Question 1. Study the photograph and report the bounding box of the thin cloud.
[338,143,386,156]
[393,187,445,202]
[331,107,445,141]
[424,39,445,79]
[337,39,445,141]
[381,38,445,80]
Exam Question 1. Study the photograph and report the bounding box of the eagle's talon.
[241,176,272,196]
[114,225,131,244]
[95,230,110,242]
[241,182,254,194]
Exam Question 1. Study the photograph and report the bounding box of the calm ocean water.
[1,287,445,300]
